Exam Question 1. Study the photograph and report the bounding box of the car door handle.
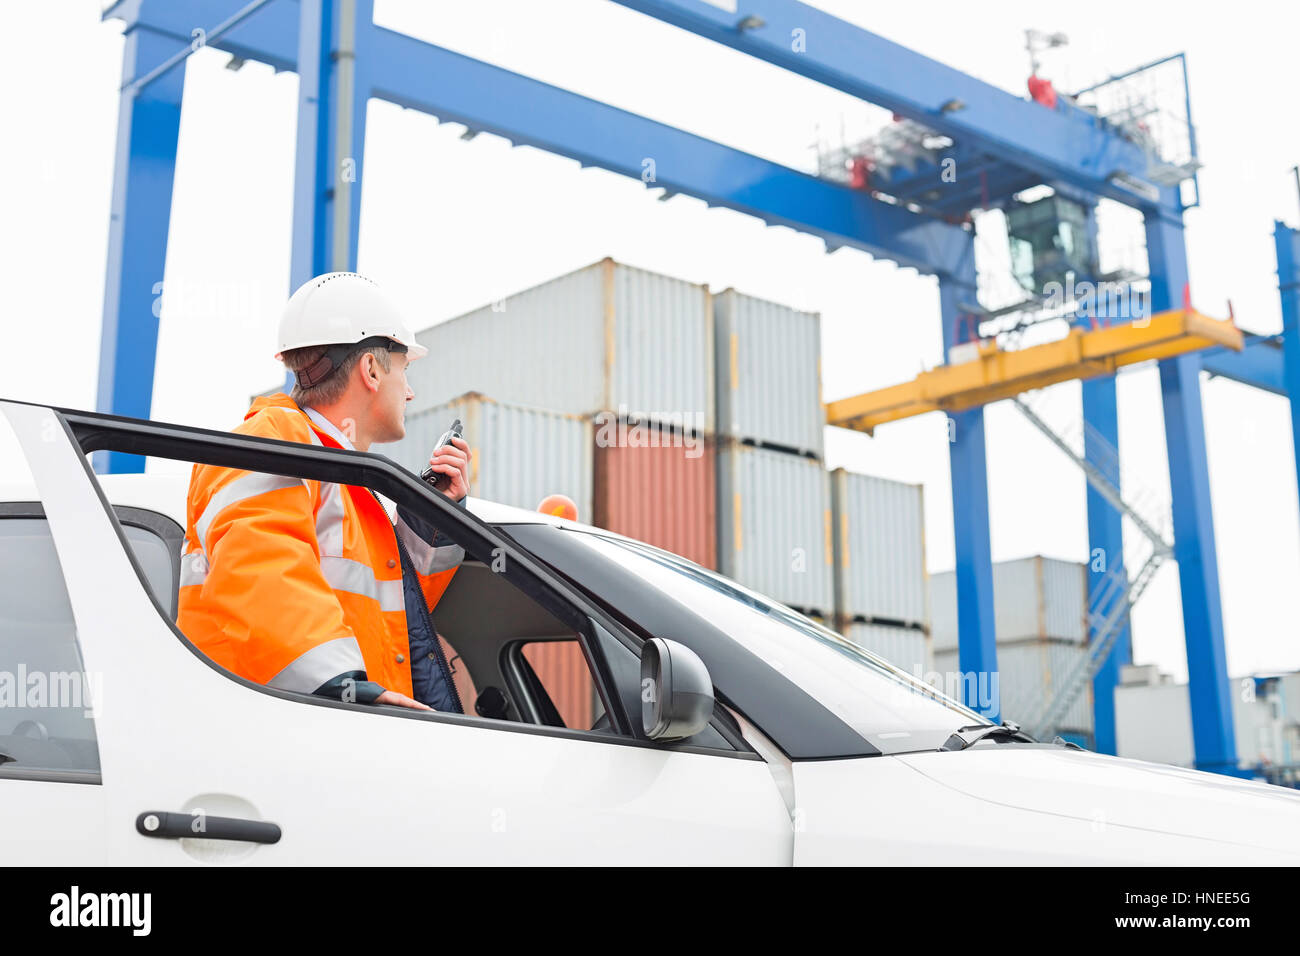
[135,811,281,844]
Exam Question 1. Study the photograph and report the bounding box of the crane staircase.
[1009,389,1174,740]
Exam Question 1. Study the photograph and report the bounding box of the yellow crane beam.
[826,308,1244,434]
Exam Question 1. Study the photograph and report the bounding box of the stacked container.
[378,264,936,720]
[713,288,823,457]
[710,289,836,616]
[930,555,1093,742]
[593,436,717,569]
[410,258,714,432]
[715,441,834,617]
[829,468,929,672]
[844,621,930,677]
[934,640,1093,740]
[930,556,1088,651]
[379,392,594,520]
[830,470,927,627]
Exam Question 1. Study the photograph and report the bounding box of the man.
[177,272,473,712]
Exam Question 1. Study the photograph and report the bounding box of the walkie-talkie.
[420,418,464,491]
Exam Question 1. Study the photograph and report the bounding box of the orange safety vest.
[177,393,461,698]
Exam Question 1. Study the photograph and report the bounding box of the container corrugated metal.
[410,258,714,431]
[993,556,1088,644]
[716,441,834,615]
[1115,681,1195,766]
[521,641,594,730]
[844,622,931,677]
[377,393,594,521]
[713,288,823,456]
[593,438,717,569]
[929,570,958,653]
[830,468,927,627]
[934,639,1094,733]
[930,556,1089,651]
[803,611,832,629]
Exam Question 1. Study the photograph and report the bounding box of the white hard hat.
[275,272,428,365]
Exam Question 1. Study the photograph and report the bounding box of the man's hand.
[425,435,472,501]
[375,689,433,711]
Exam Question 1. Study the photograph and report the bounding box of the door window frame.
[50,404,757,760]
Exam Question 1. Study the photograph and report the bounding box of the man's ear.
[359,352,381,392]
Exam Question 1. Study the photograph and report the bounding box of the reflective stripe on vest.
[196,472,304,555]
[180,550,208,588]
[316,480,346,557]
[322,556,404,613]
[266,635,367,693]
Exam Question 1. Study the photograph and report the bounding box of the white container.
[1115,681,1195,766]
[377,392,594,522]
[713,288,823,456]
[1116,678,1287,772]
[716,441,833,615]
[410,258,714,432]
[935,639,1094,735]
[930,555,1089,652]
[831,468,927,627]
[844,622,931,677]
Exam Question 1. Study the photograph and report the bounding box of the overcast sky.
[2,0,1298,682]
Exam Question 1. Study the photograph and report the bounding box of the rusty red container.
[593,435,717,570]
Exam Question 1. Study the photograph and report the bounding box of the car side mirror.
[640,638,714,741]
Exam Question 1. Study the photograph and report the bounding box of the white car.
[3,396,1299,865]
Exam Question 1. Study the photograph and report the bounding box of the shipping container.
[934,638,1094,734]
[376,392,594,521]
[1115,675,1289,773]
[801,610,833,630]
[438,595,593,729]
[1115,680,1195,766]
[521,640,595,731]
[844,622,931,677]
[930,555,1089,651]
[716,441,834,615]
[593,435,717,569]
[713,288,823,457]
[830,468,927,627]
[409,258,714,431]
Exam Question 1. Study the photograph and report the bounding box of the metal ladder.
[1011,392,1174,740]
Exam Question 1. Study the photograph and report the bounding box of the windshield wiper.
[940,721,1038,751]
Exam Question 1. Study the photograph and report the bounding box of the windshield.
[564,529,991,755]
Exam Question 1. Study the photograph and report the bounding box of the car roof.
[0,473,593,534]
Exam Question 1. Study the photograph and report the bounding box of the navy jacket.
[396,497,468,713]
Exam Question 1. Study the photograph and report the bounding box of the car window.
[518,640,597,729]
[116,510,184,619]
[0,518,101,777]
[562,529,992,755]
[72,434,629,743]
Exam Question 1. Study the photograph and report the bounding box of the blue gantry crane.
[97,0,1298,776]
